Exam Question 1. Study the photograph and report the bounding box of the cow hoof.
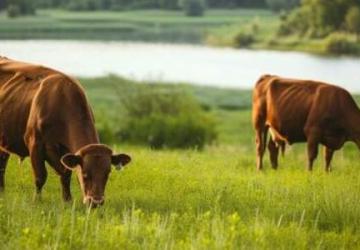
[33,193,42,202]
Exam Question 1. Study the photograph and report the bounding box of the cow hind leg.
[255,127,268,171]
[268,139,279,170]
[324,147,335,173]
[0,151,10,191]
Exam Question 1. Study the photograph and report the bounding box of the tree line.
[3,0,301,12]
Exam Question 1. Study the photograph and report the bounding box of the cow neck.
[66,120,100,154]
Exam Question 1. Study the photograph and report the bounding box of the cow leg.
[46,146,72,202]
[324,147,334,173]
[255,127,268,171]
[28,139,47,198]
[306,134,320,171]
[268,139,279,169]
[0,151,10,191]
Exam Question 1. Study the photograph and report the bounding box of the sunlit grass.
[0,77,359,248]
[1,142,360,249]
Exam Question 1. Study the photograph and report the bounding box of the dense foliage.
[265,0,300,12]
[6,0,36,17]
[346,6,360,39]
[117,85,217,149]
[178,0,206,16]
[279,0,360,37]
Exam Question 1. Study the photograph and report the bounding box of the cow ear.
[111,154,131,171]
[61,154,82,170]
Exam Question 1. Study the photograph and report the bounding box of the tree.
[178,0,206,16]
[6,0,36,18]
[266,0,300,12]
[346,6,360,40]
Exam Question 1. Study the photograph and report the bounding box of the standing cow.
[0,57,131,206]
[252,75,360,172]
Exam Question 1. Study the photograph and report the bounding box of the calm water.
[1,40,360,92]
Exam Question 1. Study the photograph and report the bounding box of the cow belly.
[0,112,30,157]
[268,124,307,145]
[0,131,28,157]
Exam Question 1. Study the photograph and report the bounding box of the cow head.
[60,144,131,207]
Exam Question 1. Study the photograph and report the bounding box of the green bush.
[234,31,255,48]
[178,0,206,17]
[67,0,101,11]
[118,85,217,149]
[95,113,117,145]
[277,7,309,36]
[7,4,21,18]
[323,33,359,55]
[266,0,299,12]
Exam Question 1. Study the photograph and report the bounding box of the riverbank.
[205,22,360,56]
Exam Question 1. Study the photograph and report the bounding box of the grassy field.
[0,9,275,43]
[0,77,360,249]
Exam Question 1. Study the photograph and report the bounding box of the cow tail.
[263,126,269,153]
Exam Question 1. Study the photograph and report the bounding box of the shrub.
[67,0,101,11]
[95,110,118,145]
[234,31,255,48]
[277,7,309,36]
[323,33,359,55]
[178,0,206,17]
[266,0,299,12]
[118,85,217,149]
[7,4,20,18]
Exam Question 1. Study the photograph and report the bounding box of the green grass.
[2,141,360,249]
[1,76,360,249]
[0,9,275,43]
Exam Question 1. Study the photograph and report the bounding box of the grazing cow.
[252,74,360,172]
[0,57,131,206]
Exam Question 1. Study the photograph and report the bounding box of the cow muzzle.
[83,196,105,207]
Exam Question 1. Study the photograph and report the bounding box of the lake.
[1,40,360,92]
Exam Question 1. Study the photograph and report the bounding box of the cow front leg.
[255,128,267,171]
[60,171,72,202]
[28,140,47,199]
[0,151,9,191]
[45,146,73,202]
[324,147,334,173]
[268,139,279,170]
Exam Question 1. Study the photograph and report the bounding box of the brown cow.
[0,56,131,206]
[253,74,360,172]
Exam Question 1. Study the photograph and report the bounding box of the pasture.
[0,77,360,249]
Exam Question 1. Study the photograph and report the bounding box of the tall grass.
[1,141,360,249]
